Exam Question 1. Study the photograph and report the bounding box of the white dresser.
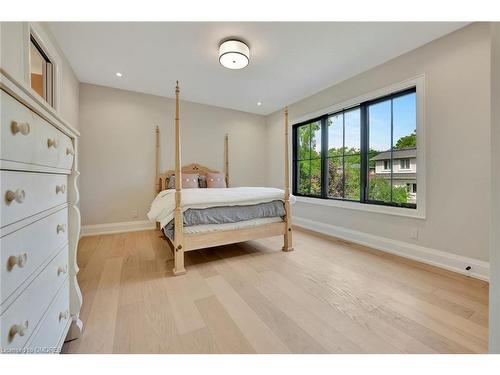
[0,71,83,354]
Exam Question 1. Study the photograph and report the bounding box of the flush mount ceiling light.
[219,39,249,70]
[115,72,123,77]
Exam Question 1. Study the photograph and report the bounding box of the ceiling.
[47,22,468,115]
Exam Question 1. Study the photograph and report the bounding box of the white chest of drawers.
[0,71,82,354]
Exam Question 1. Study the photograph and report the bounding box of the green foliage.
[297,123,321,195]
[344,155,360,200]
[328,157,343,198]
[368,177,408,204]
[394,131,416,149]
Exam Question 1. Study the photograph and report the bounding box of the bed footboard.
[184,222,286,252]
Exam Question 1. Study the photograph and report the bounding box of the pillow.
[206,172,226,188]
[167,174,199,189]
[181,173,199,189]
[198,175,207,188]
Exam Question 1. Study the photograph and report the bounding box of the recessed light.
[115,72,123,77]
[257,102,262,106]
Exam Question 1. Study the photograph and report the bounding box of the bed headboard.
[155,127,229,192]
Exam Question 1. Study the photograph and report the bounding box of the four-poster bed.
[150,82,293,275]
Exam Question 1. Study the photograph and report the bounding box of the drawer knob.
[57,265,68,276]
[7,253,28,271]
[57,224,66,234]
[11,121,31,136]
[5,189,25,204]
[59,310,69,322]
[47,138,59,149]
[8,321,29,342]
[56,184,66,194]
[66,147,75,156]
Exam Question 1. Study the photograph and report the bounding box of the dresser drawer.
[1,171,67,227]
[57,132,75,170]
[1,90,74,171]
[0,246,68,350]
[1,207,68,306]
[1,90,36,165]
[25,280,69,354]
[33,113,73,171]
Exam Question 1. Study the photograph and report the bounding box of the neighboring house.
[370,148,417,203]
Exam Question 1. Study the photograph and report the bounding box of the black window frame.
[292,117,324,197]
[292,87,417,210]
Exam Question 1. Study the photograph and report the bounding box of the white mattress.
[183,217,283,235]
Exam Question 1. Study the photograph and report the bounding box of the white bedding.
[147,187,295,228]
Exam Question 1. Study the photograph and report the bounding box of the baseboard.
[293,217,489,281]
[81,220,156,237]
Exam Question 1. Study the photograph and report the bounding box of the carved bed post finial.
[283,106,293,252]
[173,81,186,275]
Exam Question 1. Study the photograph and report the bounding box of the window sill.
[295,196,425,220]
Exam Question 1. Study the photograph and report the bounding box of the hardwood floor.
[62,228,489,354]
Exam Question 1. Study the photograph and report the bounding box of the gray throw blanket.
[163,200,285,241]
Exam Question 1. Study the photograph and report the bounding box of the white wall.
[490,22,500,353]
[79,83,267,225]
[266,23,491,263]
[0,22,80,129]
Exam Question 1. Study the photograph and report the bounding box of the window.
[295,120,322,197]
[327,108,361,200]
[30,35,54,106]
[293,87,417,209]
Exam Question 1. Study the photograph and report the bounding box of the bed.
[148,82,293,275]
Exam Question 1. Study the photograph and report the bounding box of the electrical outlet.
[410,228,418,240]
[131,209,138,218]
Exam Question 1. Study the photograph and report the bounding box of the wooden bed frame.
[155,82,293,275]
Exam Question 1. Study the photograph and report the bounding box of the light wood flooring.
[62,228,489,354]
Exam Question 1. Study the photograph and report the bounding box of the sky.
[324,92,416,152]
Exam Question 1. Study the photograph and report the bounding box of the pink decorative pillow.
[181,174,199,189]
[206,172,226,188]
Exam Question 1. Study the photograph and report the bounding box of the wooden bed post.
[155,126,160,193]
[283,107,294,252]
[155,126,161,230]
[224,133,229,187]
[173,81,186,275]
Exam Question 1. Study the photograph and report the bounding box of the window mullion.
[360,104,368,203]
[342,112,346,199]
[321,116,328,199]
[390,98,394,203]
[308,124,312,195]
[292,126,297,195]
